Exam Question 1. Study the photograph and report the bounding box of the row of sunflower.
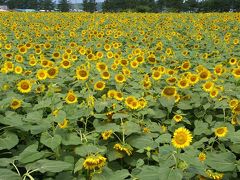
[0,12,240,180]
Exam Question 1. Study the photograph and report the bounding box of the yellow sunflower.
[101,130,113,140]
[17,80,32,93]
[58,118,69,129]
[115,74,126,83]
[114,143,133,156]
[10,99,22,110]
[198,152,206,162]
[173,114,183,122]
[36,69,48,80]
[214,127,228,138]
[94,81,106,91]
[65,90,78,104]
[172,127,193,149]
[76,67,89,80]
[161,86,177,97]
[83,154,107,170]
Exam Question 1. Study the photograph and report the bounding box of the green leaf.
[205,152,236,172]
[0,158,16,167]
[26,159,72,173]
[54,110,66,123]
[194,120,211,135]
[92,167,130,180]
[127,135,157,149]
[155,133,171,144]
[136,166,182,180]
[61,132,82,146]
[123,121,141,136]
[159,97,175,112]
[0,131,19,150]
[25,110,43,123]
[40,132,62,151]
[112,113,129,119]
[0,168,21,180]
[177,101,192,110]
[74,158,84,173]
[33,98,51,110]
[75,144,106,157]
[18,143,45,164]
[94,101,108,113]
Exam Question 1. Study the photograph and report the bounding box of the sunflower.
[166,76,177,85]
[233,104,240,114]
[58,118,69,129]
[232,67,240,78]
[206,170,224,180]
[130,60,139,69]
[214,64,224,76]
[181,61,191,70]
[18,46,27,54]
[65,90,78,104]
[94,81,105,91]
[229,57,237,65]
[60,59,71,69]
[198,152,206,162]
[152,70,162,80]
[199,69,211,80]
[125,96,137,108]
[101,71,110,80]
[177,79,189,89]
[210,88,219,98]
[4,61,14,72]
[10,99,22,110]
[52,52,61,59]
[202,81,214,92]
[114,91,124,101]
[115,74,126,83]
[138,97,147,109]
[214,127,228,138]
[188,74,199,85]
[101,130,112,140]
[76,67,89,80]
[173,114,183,122]
[14,66,23,74]
[17,80,32,93]
[229,99,238,109]
[114,143,133,156]
[172,127,193,149]
[47,67,59,79]
[107,90,116,98]
[161,86,177,97]
[36,84,46,94]
[36,69,48,80]
[83,154,107,170]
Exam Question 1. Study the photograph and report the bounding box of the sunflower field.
[0,12,240,180]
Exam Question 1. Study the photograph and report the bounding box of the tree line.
[0,0,240,12]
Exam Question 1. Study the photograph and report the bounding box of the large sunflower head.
[161,86,177,97]
[115,74,126,83]
[172,127,193,149]
[47,67,59,79]
[83,154,107,170]
[17,80,32,93]
[36,69,48,80]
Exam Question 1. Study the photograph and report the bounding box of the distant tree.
[183,0,199,12]
[58,0,70,12]
[39,0,55,11]
[7,0,39,9]
[0,0,7,5]
[83,0,96,12]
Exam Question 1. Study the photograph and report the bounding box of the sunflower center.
[216,128,224,134]
[79,70,87,77]
[21,82,30,90]
[175,133,187,145]
[163,87,175,96]
[68,94,76,102]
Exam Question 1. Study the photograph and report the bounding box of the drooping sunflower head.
[172,127,193,149]
[214,127,228,138]
[17,80,32,93]
[58,118,69,129]
[83,154,107,170]
[232,67,240,78]
[101,130,113,140]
